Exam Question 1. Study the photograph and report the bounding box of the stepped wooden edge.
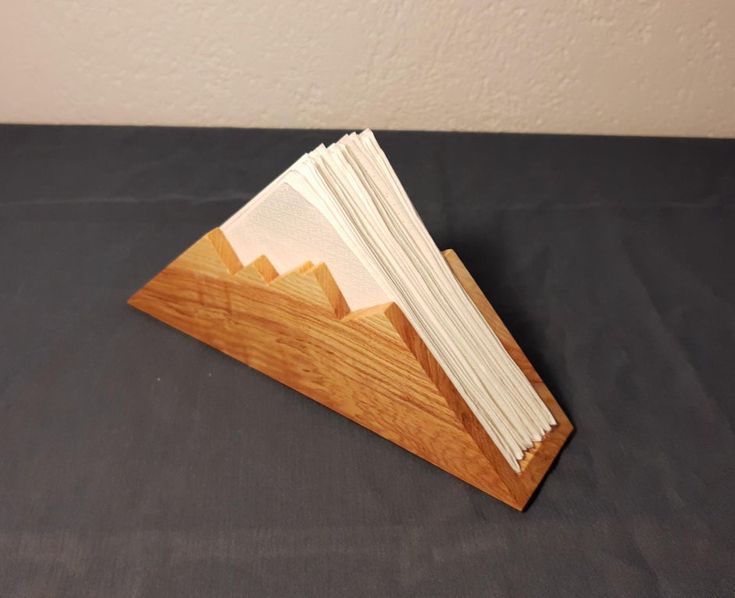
[128,228,573,510]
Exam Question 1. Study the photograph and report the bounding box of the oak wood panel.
[128,229,572,509]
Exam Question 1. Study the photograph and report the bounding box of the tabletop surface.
[1,125,733,597]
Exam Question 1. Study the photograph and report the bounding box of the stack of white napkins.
[221,130,555,471]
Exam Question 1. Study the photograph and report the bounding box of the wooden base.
[128,229,572,510]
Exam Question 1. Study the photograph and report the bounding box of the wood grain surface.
[128,229,572,510]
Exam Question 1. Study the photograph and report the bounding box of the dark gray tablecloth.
[1,125,733,597]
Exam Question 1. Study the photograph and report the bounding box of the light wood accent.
[128,229,573,510]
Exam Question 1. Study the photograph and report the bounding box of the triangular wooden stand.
[129,229,573,510]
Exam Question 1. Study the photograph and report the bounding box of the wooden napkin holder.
[128,229,573,510]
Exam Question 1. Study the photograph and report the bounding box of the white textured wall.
[1,1,733,137]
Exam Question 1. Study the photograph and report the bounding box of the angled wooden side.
[442,250,574,504]
[128,228,572,509]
